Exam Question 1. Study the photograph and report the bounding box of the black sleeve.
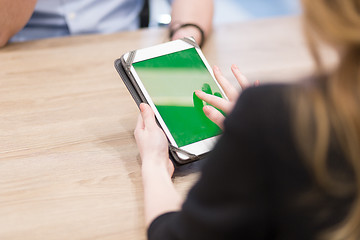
[148,85,288,240]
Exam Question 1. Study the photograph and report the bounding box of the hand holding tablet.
[115,38,228,164]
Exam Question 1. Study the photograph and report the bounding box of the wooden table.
[0,16,329,239]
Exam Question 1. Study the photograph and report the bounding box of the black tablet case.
[114,38,208,165]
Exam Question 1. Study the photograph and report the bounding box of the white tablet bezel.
[124,39,226,159]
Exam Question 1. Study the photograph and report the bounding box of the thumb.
[139,103,157,129]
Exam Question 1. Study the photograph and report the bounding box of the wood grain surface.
[0,16,333,240]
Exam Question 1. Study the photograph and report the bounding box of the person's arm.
[0,0,37,47]
[146,85,276,240]
[169,0,213,46]
[134,104,182,227]
[135,65,254,228]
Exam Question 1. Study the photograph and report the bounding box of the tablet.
[120,38,226,162]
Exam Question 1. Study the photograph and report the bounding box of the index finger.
[195,90,232,114]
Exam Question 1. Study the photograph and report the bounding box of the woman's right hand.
[195,64,259,129]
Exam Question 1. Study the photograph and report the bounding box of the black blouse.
[148,84,353,240]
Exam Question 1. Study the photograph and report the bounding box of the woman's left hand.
[134,103,174,177]
[135,103,181,226]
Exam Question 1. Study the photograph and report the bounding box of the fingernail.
[231,64,238,70]
[213,65,219,72]
[140,103,145,112]
[203,105,211,115]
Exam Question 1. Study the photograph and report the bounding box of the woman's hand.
[195,64,259,129]
[134,103,174,177]
[135,104,181,226]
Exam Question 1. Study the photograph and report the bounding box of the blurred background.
[149,0,301,27]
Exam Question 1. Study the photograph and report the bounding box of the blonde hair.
[293,0,360,239]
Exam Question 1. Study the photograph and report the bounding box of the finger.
[203,105,225,130]
[134,119,142,141]
[135,114,144,131]
[139,103,157,129]
[254,80,260,86]
[134,114,144,141]
[195,90,232,114]
[213,65,238,101]
[231,64,250,90]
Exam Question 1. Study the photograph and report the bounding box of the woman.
[134,0,360,239]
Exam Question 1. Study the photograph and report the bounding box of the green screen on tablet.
[132,47,222,147]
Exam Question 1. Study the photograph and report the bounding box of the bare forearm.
[170,0,214,45]
[0,0,37,47]
[142,162,182,228]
